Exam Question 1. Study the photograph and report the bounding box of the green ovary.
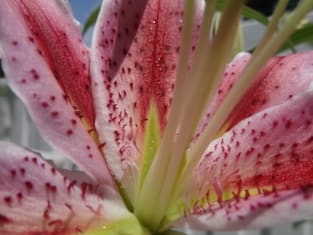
[84,216,150,235]
[84,215,187,235]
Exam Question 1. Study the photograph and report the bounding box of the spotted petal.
[0,142,129,235]
[221,51,313,128]
[178,89,313,230]
[0,0,114,184]
[194,53,251,139]
[91,0,203,186]
[196,51,313,138]
[178,189,313,231]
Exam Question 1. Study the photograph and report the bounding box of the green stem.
[169,0,244,208]
[253,0,289,55]
[184,0,313,190]
[134,0,197,231]
[160,230,186,235]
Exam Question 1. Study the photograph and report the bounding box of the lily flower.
[1,0,313,234]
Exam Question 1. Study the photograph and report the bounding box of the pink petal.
[0,0,114,184]
[91,0,203,181]
[184,90,313,230]
[91,0,148,80]
[196,51,313,138]
[194,53,251,139]
[221,51,313,128]
[1,0,95,125]
[176,189,313,231]
[0,142,129,235]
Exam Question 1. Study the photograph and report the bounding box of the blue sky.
[68,1,101,23]
[68,1,102,44]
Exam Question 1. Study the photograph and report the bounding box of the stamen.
[136,1,246,231]
[174,0,244,150]
[253,0,289,55]
[185,0,313,184]
[165,0,244,203]
[134,0,197,229]
[135,2,219,229]
[188,0,216,79]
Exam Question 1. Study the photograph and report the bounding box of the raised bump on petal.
[0,0,114,185]
[180,90,313,230]
[0,142,129,234]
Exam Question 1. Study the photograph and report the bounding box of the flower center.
[134,0,313,233]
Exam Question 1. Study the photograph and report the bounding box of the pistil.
[135,0,244,231]
[183,0,313,196]
[135,0,313,232]
[135,0,198,229]
[163,0,313,224]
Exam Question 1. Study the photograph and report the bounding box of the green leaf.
[241,5,269,25]
[216,0,269,25]
[248,24,313,53]
[279,23,313,52]
[82,5,100,35]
